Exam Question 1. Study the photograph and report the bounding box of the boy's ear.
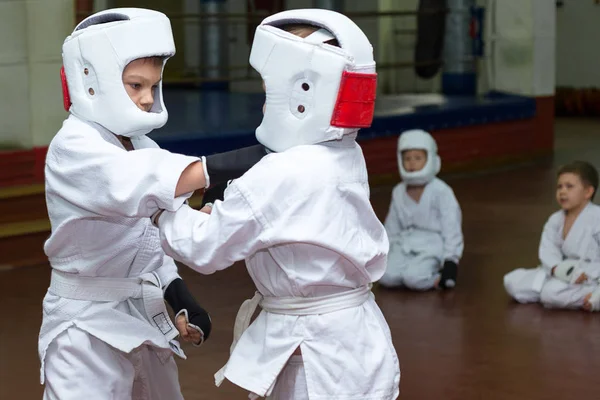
[585,185,595,200]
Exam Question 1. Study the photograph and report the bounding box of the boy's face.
[556,172,593,212]
[122,59,162,112]
[402,149,427,172]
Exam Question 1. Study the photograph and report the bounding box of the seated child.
[504,160,600,311]
[379,129,464,291]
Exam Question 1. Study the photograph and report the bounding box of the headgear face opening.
[397,129,441,185]
[61,8,175,137]
[249,9,377,153]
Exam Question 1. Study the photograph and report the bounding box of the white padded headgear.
[249,9,377,152]
[397,129,441,185]
[61,8,175,137]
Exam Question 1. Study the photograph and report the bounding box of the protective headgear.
[61,8,175,137]
[397,129,441,185]
[249,9,377,152]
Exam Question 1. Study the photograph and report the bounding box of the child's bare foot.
[583,292,593,311]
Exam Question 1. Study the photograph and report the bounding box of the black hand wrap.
[201,181,229,208]
[439,260,458,289]
[205,144,267,185]
[164,278,212,341]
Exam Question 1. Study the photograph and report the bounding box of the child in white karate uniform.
[40,8,264,399]
[379,129,464,291]
[153,9,400,400]
[504,161,600,311]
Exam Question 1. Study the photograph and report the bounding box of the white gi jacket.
[158,136,401,399]
[38,115,199,383]
[384,178,463,263]
[538,203,600,277]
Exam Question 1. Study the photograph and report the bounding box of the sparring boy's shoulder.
[48,116,158,162]
[587,202,600,215]
[237,148,307,187]
[391,182,406,198]
[47,116,101,159]
[242,145,332,182]
[430,177,457,197]
[585,203,600,223]
[544,209,564,230]
[233,144,350,205]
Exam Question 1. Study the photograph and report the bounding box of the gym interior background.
[1,1,600,399]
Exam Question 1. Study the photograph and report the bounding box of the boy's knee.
[378,271,403,288]
[503,269,521,297]
[402,271,434,291]
[539,279,564,308]
[503,268,541,303]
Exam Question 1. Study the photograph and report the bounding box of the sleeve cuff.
[156,154,202,211]
[201,156,210,189]
[158,205,211,259]
[156,261,181,292]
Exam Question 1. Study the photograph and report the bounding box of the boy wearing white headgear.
[378,129,464,291]
[153,8,400,400]
[40,8,266,399]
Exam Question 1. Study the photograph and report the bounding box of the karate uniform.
[158,137,401,399]
[40,115,198,399]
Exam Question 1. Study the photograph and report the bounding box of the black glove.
[439,260,458,289]
[200,181,229,208]
[164,278,212,344]
[205,144,267,186]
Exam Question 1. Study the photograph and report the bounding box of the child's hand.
[175,313,203,345]
[200,204,212,214]
[552,260,586,285]
[575,273,588,285]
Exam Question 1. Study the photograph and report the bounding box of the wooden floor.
[1,118,600,399]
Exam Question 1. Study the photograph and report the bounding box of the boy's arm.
[177,145,267,196]
[47,134,203,218]
[48,130,266,218]
[539,215,564,274]
[439,191,464,263]
[164,277,212,345]
[204,144,268,186]
[438,191,463,289]
[155,183,267,274]
[156,254,211,345]
[200,181,229,208]
[384,193,402,238]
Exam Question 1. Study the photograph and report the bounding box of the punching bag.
[441,0,477,95]
[414,0,447,79]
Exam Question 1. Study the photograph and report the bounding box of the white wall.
[0,0,73,149]
[556,0,600,88]
[485,0,555,96]
[0,0,30,148]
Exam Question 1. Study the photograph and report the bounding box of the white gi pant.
[266,355,308,400]
[43,326,183,400]
[504,266,600,309]
[379,248,440,290]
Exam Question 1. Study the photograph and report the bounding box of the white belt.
[214,284,373,388]
[49,270,178,341]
